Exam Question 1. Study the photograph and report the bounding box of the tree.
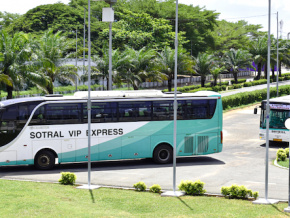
[118,47,156,90]
[33,29,77,94]
[156,46,193,91]
[192,53,214,87]
[0,12,21,31]
[119,0,219,56]
[211,66,225,86]
[223,49,253,84]
[248,36,268,80]
[0,30,46,99]
[210,20,263,55]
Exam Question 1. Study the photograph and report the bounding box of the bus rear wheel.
[153,144,173,164]
[34,150,55,170]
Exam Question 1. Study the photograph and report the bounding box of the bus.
[258,95,290,142]
[0,90,223,170]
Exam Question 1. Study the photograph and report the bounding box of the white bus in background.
[0,90,223,170]
[258,95,290,142]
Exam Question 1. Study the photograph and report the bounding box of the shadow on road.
[0,156,225,176]
[260,141,289,149]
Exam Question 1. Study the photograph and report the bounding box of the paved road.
[0,104,288,200]
[221,79,290,97]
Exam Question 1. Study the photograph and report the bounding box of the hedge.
[222,85,290,110]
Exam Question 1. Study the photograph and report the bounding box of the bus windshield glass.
[260,109,290,129]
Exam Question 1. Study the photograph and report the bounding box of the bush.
[59,172,77,185]
[133,182,147,191]
[285,148,289,157]
[277,148,287,161]
[243,82,252,87]
[178,180,206,195]
[221,184,258,199]
[149,184,162,193]
[221,186,230,196]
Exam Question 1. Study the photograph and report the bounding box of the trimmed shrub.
[133,182,147,191]
[178,180,206,195]
[277,148,287,161]
[243,82,252,87]
[59,172,77,185]
[221,186,230,196]
[221,185,258,199]
[285,148,289,157]
[149,184,162,193]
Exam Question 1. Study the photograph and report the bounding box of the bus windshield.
[0,101,41,147]
[260,109,290,129]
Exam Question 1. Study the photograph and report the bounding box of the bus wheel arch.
[153,143,173,164]
[34,149,57,170]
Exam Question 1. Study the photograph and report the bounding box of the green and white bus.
[0,90,223,170]
[259,95,290,142]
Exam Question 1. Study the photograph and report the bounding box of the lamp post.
[276,12,279,97]
[77,0,100,190]
[253,0,278,204]
[102,0,116,91]
[161,0,184,198]
[75,28,78,92]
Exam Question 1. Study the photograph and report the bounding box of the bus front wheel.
[153,144,173,164]
[34,150,55,170]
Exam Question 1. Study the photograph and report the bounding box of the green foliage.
[221,186,230,196]
[277,148,287,161]
[178,180,206,195]
[221,184,258,199]
[133,182,147,192]
[59,172,77,185]
[243,82,252,87]
[149,184,162,193]
[222,85,290,110]
[286,148,289,157]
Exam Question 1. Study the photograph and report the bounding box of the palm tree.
[223,48,252,84]
[193,52,214,87]
[119,47,156,90]
[0,30,46,99]
[156,46,193,91]
[211,66,225,86]
[33,29,77,94]
[248,36,268,80]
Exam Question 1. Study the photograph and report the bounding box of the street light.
[102,0,117,90]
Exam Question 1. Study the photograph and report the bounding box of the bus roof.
[0,90,221,107]
[262,95,290,104]
[0,97,44,108]
[73,90,221,99]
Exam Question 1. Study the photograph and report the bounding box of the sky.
[1,0,290,39]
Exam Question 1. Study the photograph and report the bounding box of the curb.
[274,159,289,170]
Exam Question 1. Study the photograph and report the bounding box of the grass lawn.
[0,179,289,217]
[278,158,289,168]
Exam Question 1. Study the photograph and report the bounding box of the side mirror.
[254,107,257,114]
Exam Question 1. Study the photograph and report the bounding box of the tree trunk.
[279,61,282,77]
[168,78,172,91]
[271,68,275,81]
[201,76,206,87]
[233,71,238,84]
[264,64,267,79]
[133,84,139,90]
[256,62,262,80]
[6,85,13,99]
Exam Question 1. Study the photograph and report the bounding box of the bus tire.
[34,150,55,170]
[153,144,173,164]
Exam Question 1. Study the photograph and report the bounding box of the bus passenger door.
[122,136,150,159]
[98,137,122,161]
[61,139,76,162]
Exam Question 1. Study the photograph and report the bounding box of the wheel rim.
[158,149,169,161]
[38,155,50,167]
